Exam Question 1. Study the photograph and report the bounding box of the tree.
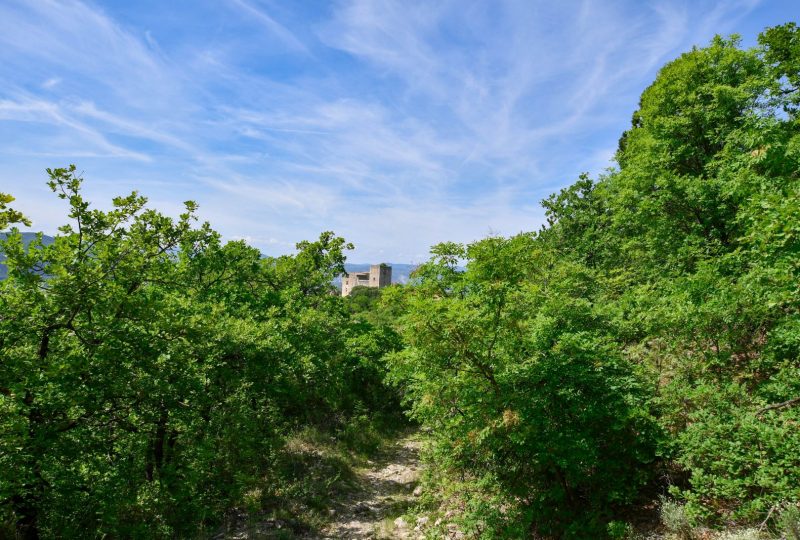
[0,166,399,538]
[0,192,29,230]
[393,23,800,535]
[390,236,659,537]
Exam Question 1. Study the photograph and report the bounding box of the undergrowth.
[210,413,407,538]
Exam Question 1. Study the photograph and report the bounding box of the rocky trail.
[317,433,425,539]
[217,432,435,540]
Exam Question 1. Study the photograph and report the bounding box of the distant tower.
[341,263,392,296]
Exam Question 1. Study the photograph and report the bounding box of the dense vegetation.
[0,170,402,538]
[0,22,798,540]
[388,24,800,538]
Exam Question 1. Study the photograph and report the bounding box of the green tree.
[390,236,659,537]
[0,167,399,538]
[0,192,30,230]
[546,24,800,524]
[393,23,800,535]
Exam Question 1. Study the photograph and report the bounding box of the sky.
[0,0,796,263]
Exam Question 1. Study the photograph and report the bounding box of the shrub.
[607,520,634,539]
[779,503,800,540]
[660,497,695,540]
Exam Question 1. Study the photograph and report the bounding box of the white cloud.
[0,0,780,262]
[42,77,61,89]
[0,97,151,161]
[227,0,309,53]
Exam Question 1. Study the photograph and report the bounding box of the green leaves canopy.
[0,167,397,538]
[392,23,800,536]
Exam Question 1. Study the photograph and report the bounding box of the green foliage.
[606,520,634,540]
[0,167,401,538]
[346,285,382,315]
[661,498,696,540]
[389,235,660,537]
[391,22,800,537]
[778,504,800,540]
[0,192,30,230]
[549,23,800,529]
[673,387,800,522]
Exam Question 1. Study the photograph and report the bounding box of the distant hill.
[2,239,420,285]
[0,232,55,279]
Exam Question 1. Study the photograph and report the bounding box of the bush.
[607,520,634,539]
[392,237,661,537]
[660,498,695,540]
[673,385,800,522]
[779,503,800,540]
[0,168,401,538]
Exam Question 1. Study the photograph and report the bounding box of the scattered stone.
[445,525,465,540]
[354,502,373,515]
[412,485,424,497]
[434,517,443,526]
[416,516,429,527]
[318,433,422,538]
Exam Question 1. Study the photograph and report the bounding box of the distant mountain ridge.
[0,232,55,280]
[1,235,419,284]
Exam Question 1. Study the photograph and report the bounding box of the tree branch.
[756,396,800,417]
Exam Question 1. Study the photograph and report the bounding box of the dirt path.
[317,433,424,539]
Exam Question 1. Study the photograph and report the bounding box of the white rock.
[412,485,424,497]
[447,523,465,539]
[394,517,408,529]
[446,526,465,540]
[416,516,429,527]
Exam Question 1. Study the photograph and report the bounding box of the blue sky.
[0,0,796,262]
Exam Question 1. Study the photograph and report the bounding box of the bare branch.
[756,396,800,417]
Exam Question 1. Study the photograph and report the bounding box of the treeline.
[385,24,800,538]
[0,170,402,538]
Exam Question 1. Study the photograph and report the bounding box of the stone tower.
[341,264,392,296]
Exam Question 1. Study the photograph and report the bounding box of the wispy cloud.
[0,96,151,161]
[42,77,62,89]
[0,0,786,260]
[227,0,309,53]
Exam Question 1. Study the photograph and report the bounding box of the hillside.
[1,237,415,284]
[0,232,55,279]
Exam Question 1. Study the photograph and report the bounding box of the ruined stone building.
[341,264,392,296]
